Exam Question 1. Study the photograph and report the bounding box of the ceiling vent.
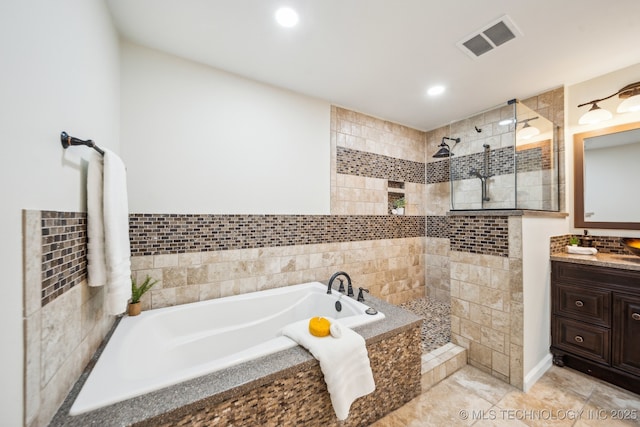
[457,15,523,59]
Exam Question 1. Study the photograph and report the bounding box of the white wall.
[521,216,568,391]
[0,1,120,424]
[120,42,331,214]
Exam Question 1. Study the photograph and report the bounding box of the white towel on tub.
[281,318,376,420]
[87,150,131,315]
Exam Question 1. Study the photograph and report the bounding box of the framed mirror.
[574,121,640,229]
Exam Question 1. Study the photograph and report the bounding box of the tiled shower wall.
[423,88,565,388]
[331,106,427,216]
[424,87,565,302]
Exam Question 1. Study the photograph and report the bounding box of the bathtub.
[70,281,384,415]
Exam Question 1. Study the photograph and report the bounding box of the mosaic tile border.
[550,234,632,255]
[449,215,509,257]
[426,160,449,184]
[431,144,551,184]
[337,146,425,184]
[41,211,87,307]
[426,215,449,239]
[516,140,552,173]
[129,214,425,256]
[451,147,514,181]
[38,212,426,305]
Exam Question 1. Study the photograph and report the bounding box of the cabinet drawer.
[553,284,610,326]
[553,317,610,365]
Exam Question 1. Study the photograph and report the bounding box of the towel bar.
[60,131,105,156]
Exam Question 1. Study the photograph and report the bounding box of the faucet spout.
[327,271,352,295]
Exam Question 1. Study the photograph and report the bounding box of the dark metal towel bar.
[60,131,105,156]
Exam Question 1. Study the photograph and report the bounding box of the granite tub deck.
[50,291,423,427]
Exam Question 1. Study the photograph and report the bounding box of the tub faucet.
[328,271,353,296]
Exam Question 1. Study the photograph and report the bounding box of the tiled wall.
[550,234,633,255]
[424,87,565,298]
[449,216,509,257]
[23,210,113,427]
[423,88,565,388]
[520,88,565,212]
[129,214,424,255]
[129,227,426,310]
[40,212,88,306]
[449,215,524,388]
[331,106,427,216]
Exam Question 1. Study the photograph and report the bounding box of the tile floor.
[372,364,640,426]
[399,297,451,352]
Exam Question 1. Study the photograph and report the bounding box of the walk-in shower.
[435,99,560,211]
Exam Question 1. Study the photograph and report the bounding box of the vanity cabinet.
[551,261,640,394]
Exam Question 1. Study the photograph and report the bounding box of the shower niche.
[444,99,560,211]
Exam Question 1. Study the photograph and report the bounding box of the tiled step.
[421,343,467,391]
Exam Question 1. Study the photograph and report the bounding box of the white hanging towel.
[87,150,131,315]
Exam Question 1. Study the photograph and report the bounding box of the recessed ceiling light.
[275,7,299,27]
[427,85,445,97]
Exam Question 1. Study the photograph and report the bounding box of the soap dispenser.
[580,230,594,247]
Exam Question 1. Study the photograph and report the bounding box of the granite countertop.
[447,209,568,218]
[551,251,640,271]
[50,289,422,427]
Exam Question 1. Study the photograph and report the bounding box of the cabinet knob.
[632,313,640,321]
[574,335,584,343]
[575,300,584,308]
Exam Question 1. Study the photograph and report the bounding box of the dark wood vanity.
[551,259,640,394]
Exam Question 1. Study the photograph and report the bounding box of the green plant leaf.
[131,275,158,303]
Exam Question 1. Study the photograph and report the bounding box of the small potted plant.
[393,197,406,215]
[569,236,579,246]
[129,275,158,316]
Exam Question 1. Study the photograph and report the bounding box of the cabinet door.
[613,293,640,376]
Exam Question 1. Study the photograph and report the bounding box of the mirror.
[574,121,640,229]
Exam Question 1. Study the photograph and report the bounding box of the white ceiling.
[106,0,640,131]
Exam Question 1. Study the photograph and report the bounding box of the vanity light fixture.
[516,117,540,140]
[577,80,640,125]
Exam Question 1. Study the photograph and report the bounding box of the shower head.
[432,136,461,158]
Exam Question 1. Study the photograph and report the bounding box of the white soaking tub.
[70,281,384,415]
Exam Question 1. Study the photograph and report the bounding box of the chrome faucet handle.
[357,287,369,302]
[337,278,345,293]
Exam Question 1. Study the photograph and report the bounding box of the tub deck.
[50,289,422,427]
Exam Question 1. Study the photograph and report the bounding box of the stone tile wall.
[23,210,113,427]
[331,106,427,216]
[449,215,524,388]
[521,87,565,211]
[131,236,426,310]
